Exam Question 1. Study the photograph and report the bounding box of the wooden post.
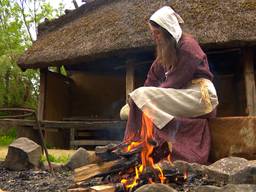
[38,69,47,121]
[70,127,75,149]
[243,48,256,115]
[126,60,135,102]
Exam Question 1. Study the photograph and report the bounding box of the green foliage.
[0,128,16,146]
[40,153,70,164]
[0,0,66,109]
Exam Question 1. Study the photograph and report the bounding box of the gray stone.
[65,147,91,170]
[3,137,42,171]
[194,185,221,192]
[134,184,177,192]
[221,184,256,192]
[195,184,256,192]
[173,160,206,175]
[205,157,256,184]
[230,165,256,184]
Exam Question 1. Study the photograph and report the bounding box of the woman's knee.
[132,87,152,96]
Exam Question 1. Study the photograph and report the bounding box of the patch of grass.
[0,128,16,146]
[40,153,70,164]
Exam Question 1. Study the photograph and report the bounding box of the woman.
[122,6,218,164]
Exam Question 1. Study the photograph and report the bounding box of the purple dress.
[124,34,216,164]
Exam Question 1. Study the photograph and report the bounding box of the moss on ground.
[0,128,16,146]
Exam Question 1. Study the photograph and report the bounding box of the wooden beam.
[209,116,256,161]
[70,140,121,146]
[126,61,135,102]
[40,120,126,130]
[0,119,35,128]
[38,69,47,121]
[243,48,256,115]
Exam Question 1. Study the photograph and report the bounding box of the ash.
[0,164,73,192]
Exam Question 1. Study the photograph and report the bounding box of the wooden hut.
[18,0,256,161]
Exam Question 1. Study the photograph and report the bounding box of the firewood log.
[74,160,121,183]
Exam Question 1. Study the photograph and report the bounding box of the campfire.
[72,113,187,192]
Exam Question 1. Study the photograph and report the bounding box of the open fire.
[72,112,189,192]
[120,112,170,191]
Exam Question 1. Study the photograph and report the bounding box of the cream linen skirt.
[128,78,218,129]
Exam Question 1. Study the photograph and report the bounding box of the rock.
[65,147,91,170]
[194,185,221,192]
[221,184,256,192]
[3,137,42,171]
[195,184,256,192]
[134,184,177,192]
[230,165,256,184]
[205,157,256,184]
[173,160,206,175]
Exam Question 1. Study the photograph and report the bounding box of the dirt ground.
[0,147,7,161]
[0,147,77,192]
[0,165,74,192]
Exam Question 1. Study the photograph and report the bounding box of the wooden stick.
[68,188,89,192]
[74,160,121,183]
[90,184,115,192]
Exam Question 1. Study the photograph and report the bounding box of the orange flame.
[127,141,141,152]
[122,112,169,190]
[184,170,188,180]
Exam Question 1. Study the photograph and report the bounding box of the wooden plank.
[70,72,125,118]
[90,184,115,192]
[209,116,256,161]
[71,140,121,146]
[44,71,72,121]
[0,119,35,128]
[74,160,120,183]
[38,69,47,121]
[126,61,135,102]
[63,117,114,121]
[40,120,126,130]
[68,188,89,192]
[243,48,256,115]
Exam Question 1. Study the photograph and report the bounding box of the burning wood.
[74,160,122,183]
[72,112,186,192]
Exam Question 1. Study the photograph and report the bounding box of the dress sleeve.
[144,59,165,87]
[160,42,204,89]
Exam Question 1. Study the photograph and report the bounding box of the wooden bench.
[209,116,256,161]
[0,116,255,161]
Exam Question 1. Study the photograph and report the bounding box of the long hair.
[149,20,179,71]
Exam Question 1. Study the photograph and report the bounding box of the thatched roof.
[18,0,256,69]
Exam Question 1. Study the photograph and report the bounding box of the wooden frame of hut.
[17,0,256,161]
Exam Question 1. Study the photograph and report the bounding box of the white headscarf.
[150,6,184,43]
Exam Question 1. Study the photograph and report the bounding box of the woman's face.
[148,23,161,43]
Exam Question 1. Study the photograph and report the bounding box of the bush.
[40,153,70,164]
[0,128,16,146]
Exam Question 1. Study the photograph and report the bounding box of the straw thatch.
[18,0,256,69]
